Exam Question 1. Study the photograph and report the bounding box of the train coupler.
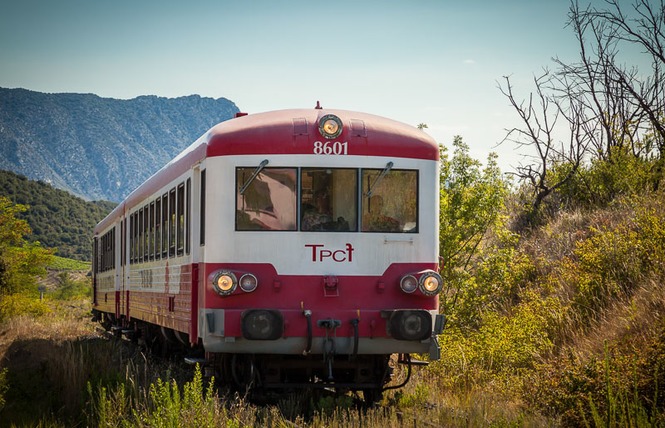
[317,319,341,330]
[318,318,341,381]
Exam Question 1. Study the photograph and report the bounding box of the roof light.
[318,114,343,139]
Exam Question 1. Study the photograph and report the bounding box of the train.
[92,104,445,402]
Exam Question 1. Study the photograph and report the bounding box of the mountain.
[0,87,239,201]
[0,169,116,260]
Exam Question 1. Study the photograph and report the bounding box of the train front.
[199,108,444,397]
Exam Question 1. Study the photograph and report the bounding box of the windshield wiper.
[239,159,269,194]
[365,161,393,197]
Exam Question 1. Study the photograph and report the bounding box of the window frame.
[235,166,298,232]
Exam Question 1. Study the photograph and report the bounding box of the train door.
[116,217,124,322]
[190,165,204,342]
[115,220,123,321]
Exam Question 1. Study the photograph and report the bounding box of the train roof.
[95,108,438,234]
[205,108,437,159]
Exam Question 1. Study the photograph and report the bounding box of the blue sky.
[0,0,588,170]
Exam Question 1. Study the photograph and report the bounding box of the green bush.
[52,272,92,300]
[395,383,431,408]
[0,196,54,298]
[438,136,512,328]
[89,365,221,428]
[550,193,665,327]
[0,293,51,322]
[550,149,659,210]
[521,193,665,424]
[49,256,91,271]
[524,340,665,427]
[436,291,558,390]
[0,368,7,413]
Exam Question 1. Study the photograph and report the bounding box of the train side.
[92,107,444,398]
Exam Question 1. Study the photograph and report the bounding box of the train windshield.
[235,167,418,233]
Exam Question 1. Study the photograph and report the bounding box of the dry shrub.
[0,300,133,424]
[521,193,665,425]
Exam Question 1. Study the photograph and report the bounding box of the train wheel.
[362,388,383,406]
[231,354,258,394]
[100,314,113,331]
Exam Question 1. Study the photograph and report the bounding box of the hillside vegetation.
[434,138,665,425]
[0,169,115,260]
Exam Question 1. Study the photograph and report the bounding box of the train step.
[398,357,429,366]
[110,326,136,339]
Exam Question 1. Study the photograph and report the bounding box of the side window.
[132,212,138,264]
[361,169,418,233]
[186,178,191,255]
[236,167,297,231]
[169,188,176,257]
[99,227,115,272]
[120,220,125,267]
[111,227,115,270]
[161,193,168,258]
[134,212,139,263]
[129,214,134,265]
[177,183,185,256]
[149,202,155,260]
[155,198,161,260]
[100,234,105,271]
[138,207,144,263]
[143,205,149,261]
[93,237,99,273]
[300,168,357,232]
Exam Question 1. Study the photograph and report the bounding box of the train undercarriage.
[93,310,422,404]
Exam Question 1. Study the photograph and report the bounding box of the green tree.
[439,136,512,326]
[0,196,53,296]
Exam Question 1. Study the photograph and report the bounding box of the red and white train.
[92,104,444,401]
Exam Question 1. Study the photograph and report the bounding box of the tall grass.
[0,305,551,427]
[584,343,659,428]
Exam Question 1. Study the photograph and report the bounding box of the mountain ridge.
[0,87,239,201]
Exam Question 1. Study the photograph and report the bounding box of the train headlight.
[418,271,443,296]
[239,273,258,293]
[242,309,283,340]
[387,310,432,341]
[212,271,237,296]
[400,274,418,294]
[318,114,343,139]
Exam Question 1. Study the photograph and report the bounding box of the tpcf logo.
[305,243,354,262]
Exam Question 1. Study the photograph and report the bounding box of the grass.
[0,311,656,427]
[1,283,661,426]
[0,299,551,427]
